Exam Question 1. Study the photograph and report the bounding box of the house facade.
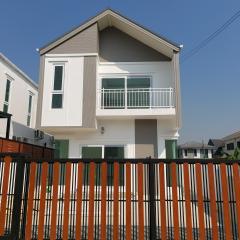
[178,141,214,159]
[36,9,182,159]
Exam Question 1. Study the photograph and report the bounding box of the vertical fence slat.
[38,162,48,240]
[207,163,218,240]
[25,162,37,240]
[196,163,205,240]
[50,162,59,240]
[113,162,119,240]
[159,163,167,240]
[126,162,131,240]
[171,162,179,240]
[220,163,232,239]
[183,163,192,240]
[101,162,107,240]
[138,163,144,240]
[0,156,11,235]
[233,163,240,239]
[75,162,83,240]
[88,162,95,240]
[63,162,71,240]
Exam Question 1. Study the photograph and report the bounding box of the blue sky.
[1,0,240,143]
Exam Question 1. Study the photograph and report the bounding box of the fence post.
[149,161,156,240]
[9,157,25,239]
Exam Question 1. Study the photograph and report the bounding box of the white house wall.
[98,61,174,89]
[54,119,135,158]
[0,60,38,137]
[157,119,179,158]
[41,56,84,127]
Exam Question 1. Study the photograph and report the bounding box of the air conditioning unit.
[12,135,17,141]
[16,136,29,143]
[34,130,44,140]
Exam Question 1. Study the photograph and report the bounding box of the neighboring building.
[208,131,240,157]
[0,53,53,147]
[178,141,214,159]
[208,139,224,157]
[221,131,240,155]
[36,9,182,158]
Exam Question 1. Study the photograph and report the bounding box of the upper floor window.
[3,79,11,113]
[27,93,33,127]
[227,142,234,151]
[52,65,64,109]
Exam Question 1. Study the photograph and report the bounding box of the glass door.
[127,77,150,108]
[102,78,125,109]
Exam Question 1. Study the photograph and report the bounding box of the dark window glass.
[53,66,63,90]
[184,149,188,156]
[52,94,63,108]
[82,147,102,186]
[4,80,11,102]
[28,95,32,113]
[101,78,125,108]
[205,149,208,158]
[104,146,124,186]
[194,149,197,157]
[227,143,234,150]
[237,142,240,148]
[127,77,150,108]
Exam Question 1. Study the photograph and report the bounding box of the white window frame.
[79,144,125,158]
[27,91,34,127]
[100,74,153,91]
[3,77,13,113]
[51,63,65,109]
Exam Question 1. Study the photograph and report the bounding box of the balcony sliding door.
[127,77,150,108]
[102,78,125,109]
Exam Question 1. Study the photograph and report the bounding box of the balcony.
[96,88,175,118]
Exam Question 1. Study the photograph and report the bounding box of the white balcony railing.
[98,88,174,109]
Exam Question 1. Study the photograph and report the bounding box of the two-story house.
[36,9,182,159]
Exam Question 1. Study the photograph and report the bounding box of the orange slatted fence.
[1,155,240,239]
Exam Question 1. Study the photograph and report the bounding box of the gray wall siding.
[135,119,158,158]
[47,23,99,54]
[82,56,97,128]
[99,27,170,62]
[36,55,45,129]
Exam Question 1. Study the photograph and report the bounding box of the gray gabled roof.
[40,8,181,55]
[179,141,214,150]
[208,139,225,148]
[0,53,38,89]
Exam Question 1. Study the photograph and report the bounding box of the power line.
[182,9,240,63]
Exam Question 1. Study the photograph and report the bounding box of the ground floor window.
[81,145,125,186]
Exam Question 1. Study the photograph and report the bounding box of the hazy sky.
[1,0,240,143]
